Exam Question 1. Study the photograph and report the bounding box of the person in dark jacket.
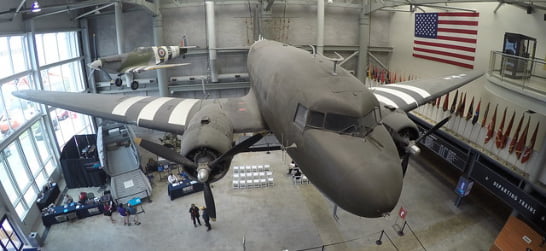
[188,204,201,227]
[201,206,211,231]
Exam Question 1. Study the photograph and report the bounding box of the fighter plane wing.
[370,71,483,112]
[123,63,191,73]
[12,90,266,135]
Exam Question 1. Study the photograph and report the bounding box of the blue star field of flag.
[415,13,438,38]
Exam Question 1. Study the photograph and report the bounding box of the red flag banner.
[500,111,515,149]
[442,93,450,112]
[521,122,539,163]
[413,12,479,69]
[495,107,507,148]
[484,104,497,144]
[466,96,474,121]
[509,114,525,154]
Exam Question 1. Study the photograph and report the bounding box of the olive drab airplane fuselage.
[13,39,483,219]
[88,46,191,90]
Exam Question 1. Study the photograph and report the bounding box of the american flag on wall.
[413,12,479,69]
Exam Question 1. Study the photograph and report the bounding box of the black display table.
[168,181,204,200]
[36,184,60,210]
[41,202,104,227]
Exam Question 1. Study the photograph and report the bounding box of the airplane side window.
[294,104,308,130]
[307,111,325,128]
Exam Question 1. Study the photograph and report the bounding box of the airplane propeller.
[401,116,451,175]
[134,133,265,220]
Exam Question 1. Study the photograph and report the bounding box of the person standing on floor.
[118,203,130,226]
[127,204,141,225]
[103,201,116,223]
[188,204,201,227]
[201,206,211,231]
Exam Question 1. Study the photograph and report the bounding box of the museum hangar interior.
[0,0,545,250]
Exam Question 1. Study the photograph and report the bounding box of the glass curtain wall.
[0,31,94,220]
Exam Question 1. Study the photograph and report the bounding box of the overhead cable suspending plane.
[88,45,194,90]
[13,39,483,221]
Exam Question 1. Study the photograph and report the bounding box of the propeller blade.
[203,182,216,221]
[415,116,451,144]
[134,138,197,169]
[402,116,451,176]
[208,133,264,168]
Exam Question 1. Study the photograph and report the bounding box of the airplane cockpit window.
[307,111,325,128]
[324,113,359,133]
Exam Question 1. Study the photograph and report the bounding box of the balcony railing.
[488,51,546,96]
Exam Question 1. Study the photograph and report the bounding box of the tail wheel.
[130,81,139,90]
[114,78,122,87]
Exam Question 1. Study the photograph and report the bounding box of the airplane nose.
[88,59,102,69]
[301,126,403,218]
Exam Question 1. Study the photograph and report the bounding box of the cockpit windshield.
[302,106,381,137]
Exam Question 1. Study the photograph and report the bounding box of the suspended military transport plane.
[13,39,483,221]
[89,45,194,90]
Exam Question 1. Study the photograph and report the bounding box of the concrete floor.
[39,149,509,251]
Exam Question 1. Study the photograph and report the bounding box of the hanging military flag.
[436,97,441,109]
[515,117,530,159]
[499,111,515,149]
[484,104,497,144]
[471,98,481,124]
[495,107,507,148]
[456,92,466,117]
[450,90,459,113]
[521,122,539,163]
[480,102,490,128]
[465,96,474,121]
[509,114,525,154]
[442,93,450,112]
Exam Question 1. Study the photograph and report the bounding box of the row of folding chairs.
[233,177,274,189]
[293,174,310,185]
[233,165,271,173]
[233,171,273,179]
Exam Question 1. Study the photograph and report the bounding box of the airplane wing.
[12,90,266,135]
[124,63,191,73]
[370,71,483,112]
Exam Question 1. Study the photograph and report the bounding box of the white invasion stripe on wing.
[168,99,200,126]
[387,84,431,98]
[137,97,174,124]
[373,93,399,108]
[373,87,417,105]
[112,96,147,116]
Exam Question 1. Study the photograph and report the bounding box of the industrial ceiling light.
[31,1,41,13]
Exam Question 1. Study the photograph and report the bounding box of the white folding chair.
[267,177,274,186]
[259,172,265,178]
[232,180,240,189]
[245,165,252,172]
[266,171,273,177]
[264,164,271,171]
[251,165,257,172]
[239,180,246,189]
[233,173,240,179]
[246,179,253,188]
[257,165,264,172]
[253,179,261,188]
[302,175,309,184]
[233,166,240,174]
[260,178,267,187]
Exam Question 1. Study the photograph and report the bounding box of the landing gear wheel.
[114,78,122,87]
[130,81,139,90]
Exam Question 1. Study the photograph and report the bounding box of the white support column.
[206,1,218,83]
[115,1,124,54]
[153,1,169,97]
[356,0,370,83]
[317,0,325,55]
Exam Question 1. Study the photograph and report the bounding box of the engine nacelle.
[180,103,234,183]
[381,108,419,157]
